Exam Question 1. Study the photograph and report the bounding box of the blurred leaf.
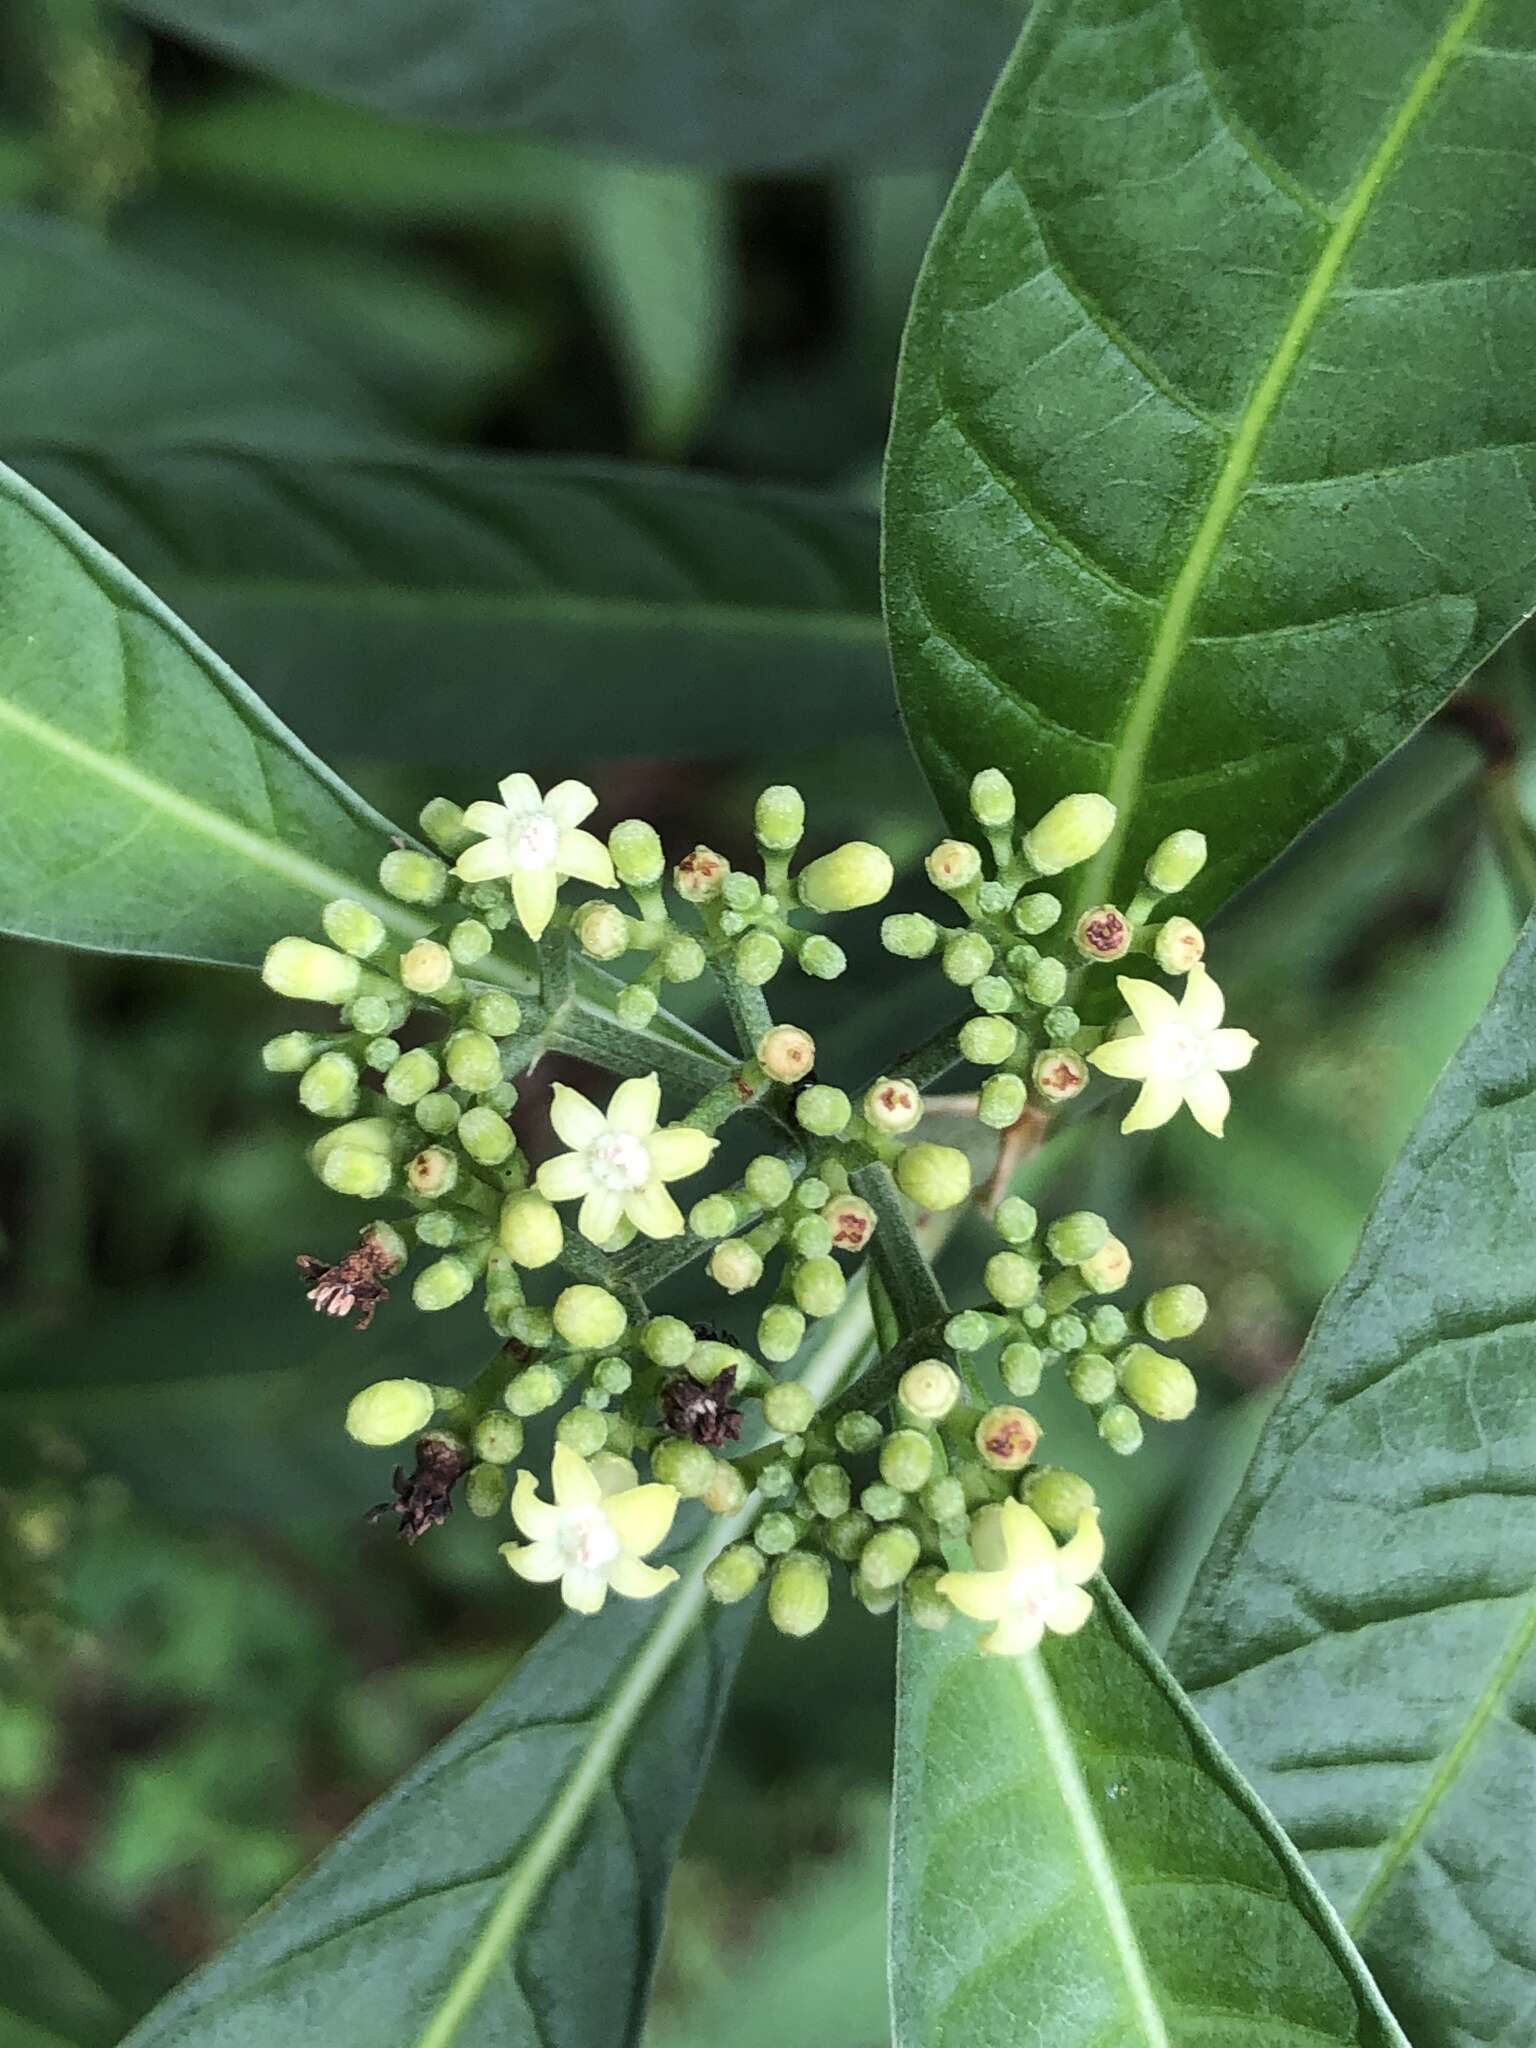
[14,448,889,765]
[892,1589,1406,2048]
[117,1,1019,172]
[1172,909,1536,2048]
[884,0,1536,926]
[0,1829,173,2048]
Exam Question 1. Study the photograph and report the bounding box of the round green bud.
[976,880,1012,918]
[312,1121,396,1200]
[444,1029,501,1094]
[971,974,1015,1016]
[697,1336,749,1386]
[673,845,729,904]
[464,1462,508,1518]
[415,1212,460,1248]
[709,1238,764,1295]
[1001,1341,1044,1398]
[703,1461,749,1516]
[979,1073,1028,1130]
[942,930,993,987]
[1047,1211,1110,1264]
[969,767,1017,830]
[755,784,806,851]
[413,1256,475,1312]
[920,1475,968,1529]
[795,1176,831,1209]
[457,1105,515,1166]
[898,1359,960,1425]
[880,1429,935,1493]
[1007,941,1040,975]
[505,1304,553,1349]
[722,872,761,913]
[945,1308,993,1353]
[975,1404,1041,1472]
[926,839,982,893]
[735,931,784,986]
[860,1481,906,1523]
[804,1462,852,1519]
[384,1048,439,1107]
[1079,1236,1132,1295]
[790,1212,835,1260]
[1143,1283,1208,1342]
[262,1030,325,1073]
[1146,828,1208,895]
[262,936,361,1007]
[399,939,455,996]
[1088,1304,1129,1350]
[1067,1352,1117,1406]
[706,1543,766,1604]
[793,1255,847,1319]
[615,984,659,1029]
[985,1251,1040,1309]
[758,1457,797,1500]
[594,1357,633,1397]
[760,1381,815,1436]
[1048,1314,1088,1354]
[861,1525,921,1590]
[854,1573,899,1617]
[552,1284,627,1351]
[959,1015,1017,1067]
[565,899,626,964]
[650,1439,716,1499]
[660,935,707,983]
[835,1410,882,1455]
[754,1510,801,1556]
[768,1553,830,1637]
[794,1084,851,1138]
[1154,916,1206,976]
[1024,955,1069,1006]
[754,1025,815,1086]
[905,1565,954,1631]
[469,991,523,1039]
[415,1092,461,1137]
[643,1316,697,1368]
[896,1143,972,1212]
[1022,793,1116,876]
[299,1050,360,1120]
[827,1509,874,1561]
[744,1154,795,1209]
[1043,1005,1081,1045]
[995,1196,1038,1246]
[758,1304,806,1363]
[1118,1343,1197,1421]
[346,1378,434,1447]
[1032,1049,1089,1103]
[419,796,473,854]
[555,1407,609,1457]
[506,1365,562,1416]
[473,1411,525,1465]
[1099,1402,1144,1455]
[406,1145,458,1199]
[798,841,894,914]
[322,897,386,960]
[1014,892,1062,936]
[1021,1466,1097,1534]
[447,918,492,968]
[608,818,665,889]
[798,934,844,980]
[865,1077,923,1134]
[882,912,940,960]
[379,849,447,905]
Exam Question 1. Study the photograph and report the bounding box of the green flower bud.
[569,898,628,963]
[1088,1304,1129,1350]
[793,1255,847,1319]
[1118,1343,1197,1421]
[797,841,894,914]
[1024,955,1069,1006]
[835,1411,882,1455]
[860,1481,906,1523]
[793,935,841,982]
[322,898,386,960]
[459,1462,505,1518]
[942,930,993,989]
[905,1564,954,1631]
[639,1315,695,1369]
[660,935,707,983]
[793,1215,836,1263]
[262,937,361,1007]
[826,1510,875,1561]
[399,939,455,996]
[419,796,474,855]
[1142,1284,1207,1342]
[864,1077,923,1135]
[615,984,659,1029]
[1043,1005,1081,1045]
[758,1457,797,1500]
[706,1542,766,1604]
[738,1154,791,1210]
[882,912,940,959]
[413,1256,475,1311]
[346,1378,434,1446]
[862,1525,922,1592]
[506,1364,562,1416]
[1154,916,1206,976]
[473,1411,525,1465]
[1067,1352,1116,1406]
[945,1308,994,1353]
[684,1193,733,1241]
[444,1029,502,1094]
[920,1474,967,1528]
[854,1572,900,1617]
[379,849,448,906]
[299,1050,360,1119]
[880,1429,935,1493]
[979,1073,1028,1129]
[975,1404,1041,1471]
[722,872,761,913]
[959,1015,1017,1067]
[896,1143,972,1212]
[415,1092,461,1137]
[1077,1236,1131,1296]
[1145,828,1208,894]
[1032,1049,1089,1103]
[673,845,729,904]
[768,1552,830,1637]
[506,1304,553,1349]
[795,1176,831,1209]
[735,931,783,985]
[609,818,664,889]
[794,1084,851,1138]
[1047,1211,1109,1264]
[969,767,1017,830]
[1048,1314,1088,1354]
[406,1145,458,1199]
[985,1250,1040,1309]
[754,1509,801,1555]
[708,1238,763,1295]
[456,1105,514,1166]
[381,1047,436,1107]
[348,994,396,1037]
[995,1197,1039,1246]
[1099,1401,1144,1455]
[647,1440,715,1499]
[758,1304,805,1363]
[1014,892,1062,935]
[755,784,806,851]
[1021,1466,1097,1534]
[1022,793,1116,877]
[416,1212,460,1249]
[972,975,1015,1016]
[926,839,982,893]
[1008,941,1040,975]
[702,1461,750,1517]
[592,1357,631,1398]
[763,1382,817,1436]
[804,1462,852,1519]
[469,991,523,1038]
[447,919,492,969]
[1001,1341,1044,1398]
[554,1407,608,1457]
[262,1030,326,1073]
[553,1284,627,1351]
[312,1118,397,1200]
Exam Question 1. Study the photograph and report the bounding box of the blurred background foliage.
[0,5,1531,2044]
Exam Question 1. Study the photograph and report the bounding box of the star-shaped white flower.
[454,773,615,941]
[936,1500,1102,1656]
[1087,964,1257,1137]
[501,1446,680,1614]
[535,1072,716,1244]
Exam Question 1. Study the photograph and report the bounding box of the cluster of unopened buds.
[259,767,1255,1653]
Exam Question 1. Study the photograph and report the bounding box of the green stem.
[1482,767,1536,913]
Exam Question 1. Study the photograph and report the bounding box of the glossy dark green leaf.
[118,0,1018,171]
[1171,910,1536,2048]
[884,0,1536,924]
[893,1586,1407,2047]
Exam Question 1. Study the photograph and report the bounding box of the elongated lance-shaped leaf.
[893,1583,1408,2048]
[884,0,1536,924]
[1171,910,1536,2048]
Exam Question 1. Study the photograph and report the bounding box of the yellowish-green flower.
[501,1446,680,1613]
[454,773,615,941]
[936,1499,1102,1656]
[536,1072,716,1243]
[1087,964,1256,1137]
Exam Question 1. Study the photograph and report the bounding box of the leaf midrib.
[1074,0,1488,916]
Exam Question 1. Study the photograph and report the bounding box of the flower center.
[1006,1570,1052,1624]
[557,1505,620,1572]
[588,1130,651,1192]
[507,809,560,871]
[1163,1028,1209,1082]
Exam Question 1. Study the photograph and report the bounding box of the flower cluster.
[258,764,1254,1653]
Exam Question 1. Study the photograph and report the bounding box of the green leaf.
[118,0,1019,171]
[0,1828,173,2047]
[14,447,887,764]
[892,1586,1408,2047]
[884,0,1536,923]
[1170,908,1536,2048]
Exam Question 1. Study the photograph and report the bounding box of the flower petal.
[1183,1068,1231,1138]
[496,773,542,814]
[605,1482,681,1557]
[543,778,598,829]
[607,1555,679,1601]
[624,1179,684,1239]
[646,1126,717,1182]
[1087,1035,1157,1082]
[935,1568,1011,1624]
[500,1540,563,1584]
[464,800,512,836]
[560,1567,608,1615]
[1180,963,1224,1032]
[982,1611,1046,1657]
[536,1151,594,1203]
[1044,1584,1094,1636]
[510,1470,560,1542]
[1058,1507,1104,1586]
[1115,976,1181,1035]
[998,1498,1056,1573]
[577,1189,625,1246]
[608,1073,661,1136]
[1120,1073,1185,1135]
[551,1442,601,1509]
[512,866,560,942]
[968,1504,1010,1572]
[454,838,514,884]
[589,1453,639,1496]
[549,1082,607,1151]
[556,828,616,887]
[1209,1027,1258,1073]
